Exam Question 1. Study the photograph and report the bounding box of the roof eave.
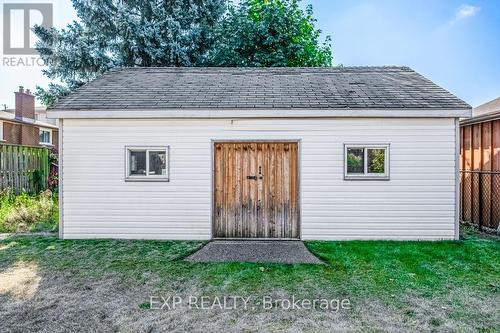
[47,107,472,119]
[0,116,59,129]
[460,110,500,126]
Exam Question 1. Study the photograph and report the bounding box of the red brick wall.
[3,122,22,144]
[1,121,58,152]
[21,124,38,146]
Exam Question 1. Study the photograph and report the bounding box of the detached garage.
[48,67,471,240]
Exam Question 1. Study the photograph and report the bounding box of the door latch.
[247,175,257,180]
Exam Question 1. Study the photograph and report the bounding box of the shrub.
[48,147,59,192]
[0,189,58,233]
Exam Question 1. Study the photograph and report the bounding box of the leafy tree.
[34,0,227,104]
[208,0,332,67]
[368,149,385,174]
[347,150,363,173]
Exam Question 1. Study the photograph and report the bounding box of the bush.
[0,189,58,233]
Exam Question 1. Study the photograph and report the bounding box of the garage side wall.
[61,118,456,240]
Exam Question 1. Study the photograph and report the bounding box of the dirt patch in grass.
[0,261,41,300]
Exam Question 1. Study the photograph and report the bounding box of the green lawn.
[0,226,499,332]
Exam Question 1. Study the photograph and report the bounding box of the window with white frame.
[125,146,169,181]
[344,144,389,180]
[39,129,52,145]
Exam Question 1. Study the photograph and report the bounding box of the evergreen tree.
[34,0,227,104]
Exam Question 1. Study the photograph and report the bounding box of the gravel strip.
[186,241,323,264]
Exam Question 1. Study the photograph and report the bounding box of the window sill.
[344,175,390,181]
[39,142,53,146]
[125,177,170,182]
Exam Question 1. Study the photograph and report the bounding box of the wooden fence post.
[478,172,483,230]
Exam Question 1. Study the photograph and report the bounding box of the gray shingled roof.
[50,66,471,111]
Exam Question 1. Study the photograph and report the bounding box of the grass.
[0,190,58,233]
[0,226,498,331]
[1,227,497,298]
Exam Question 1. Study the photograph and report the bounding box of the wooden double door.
[213,142,300,239]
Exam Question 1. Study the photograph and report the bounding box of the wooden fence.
[0,144,49,194]
[460,111,500,231]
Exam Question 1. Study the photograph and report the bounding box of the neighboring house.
[472,97,500,116]
[48,67,471,241]
[460,98,500,231]
[1,87,58,150]
[35,106,58,126]
[1,106,56,125]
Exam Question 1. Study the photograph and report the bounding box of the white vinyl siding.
[60,117,457,240]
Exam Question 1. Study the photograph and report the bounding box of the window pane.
[367,149,385,174]
[346,148,364,173]
[130,151,146,175]
[39,131,50,143]
[149,151,166,176]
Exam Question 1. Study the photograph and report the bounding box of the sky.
[0,0,499,108]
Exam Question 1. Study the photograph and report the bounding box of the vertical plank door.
[213,142,299,239]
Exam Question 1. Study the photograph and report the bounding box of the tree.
[208,0,332,67]
[34,0,227,104]
[34,0,332,106]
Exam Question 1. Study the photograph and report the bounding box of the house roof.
[473,97,500,116]
[461,109,500,126]
[4,106,47,113]
[0,110,58,129]
[48,66,471,118]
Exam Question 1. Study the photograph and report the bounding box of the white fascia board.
[47,108,472,119]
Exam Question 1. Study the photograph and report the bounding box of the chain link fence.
[460,170,500,231]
